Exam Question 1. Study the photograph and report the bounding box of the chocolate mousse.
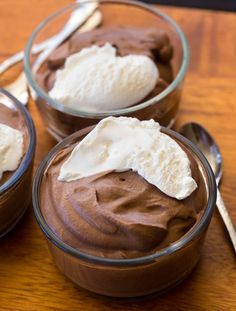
[34,117,215,297]
[0,97,35,237]
[37,26,173,104]
[40,123,207,260]
[33,26,180,140]
[0,103,28,186]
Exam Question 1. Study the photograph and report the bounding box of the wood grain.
[0,1,236,310]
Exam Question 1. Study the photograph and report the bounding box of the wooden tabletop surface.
[0,1,236,310]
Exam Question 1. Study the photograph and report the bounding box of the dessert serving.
[25,0,189,140]
[33,117,216,297]
[38,26,173,112]
[0,90,36,237]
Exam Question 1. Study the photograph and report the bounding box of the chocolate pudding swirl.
[41,138,207,259]
[37,27,174,99]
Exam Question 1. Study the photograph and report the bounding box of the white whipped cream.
[49,43,158,112]
[58,117,197,200]
[0,123,24,180]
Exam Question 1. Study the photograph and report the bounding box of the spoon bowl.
[180,122,222,184]
[180,122,236,254]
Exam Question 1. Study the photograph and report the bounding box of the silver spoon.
[180,122,236,253]
[0,0,98,75]
[0,6,102,105]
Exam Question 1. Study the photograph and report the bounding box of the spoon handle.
[216,189,236,253]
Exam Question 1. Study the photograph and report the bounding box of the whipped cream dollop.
[59,117,197,200]
[49,43,158,112]
[0,123,24,180]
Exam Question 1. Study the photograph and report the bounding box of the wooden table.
[0,1,235,310]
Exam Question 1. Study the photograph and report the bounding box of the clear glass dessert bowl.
[0,89,36,237]
[32,125,216,298]
[24,0,189,141]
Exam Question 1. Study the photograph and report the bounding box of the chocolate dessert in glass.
[33,117,216,297]
[25,0,189,141]
[0,89,36,237]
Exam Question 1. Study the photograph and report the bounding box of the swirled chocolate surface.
[37,26,174,100]
[40,137,207,259]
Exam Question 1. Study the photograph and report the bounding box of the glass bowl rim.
[24,0,189,118]
[32,124,216,266]
[0,88,36,195]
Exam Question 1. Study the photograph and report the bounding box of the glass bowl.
[0,89,36,237]
[25,0,189,141]
[32,125,216,297]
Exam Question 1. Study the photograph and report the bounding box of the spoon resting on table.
[180,122,236,254]
[0,1,101,105]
